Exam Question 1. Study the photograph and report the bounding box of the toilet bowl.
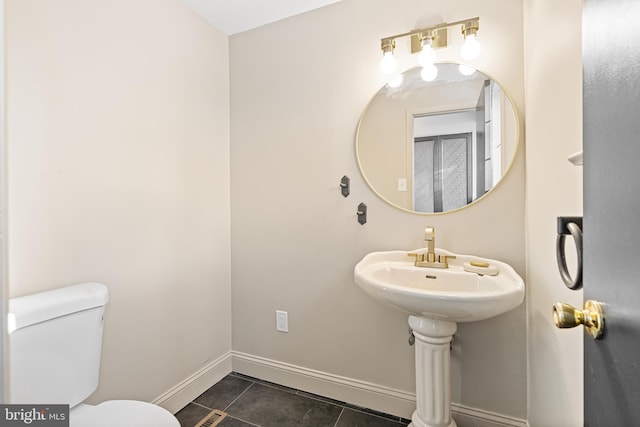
[71,401,178,427]
[8,282,179,427]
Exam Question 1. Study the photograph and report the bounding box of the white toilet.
[8,282,180,427]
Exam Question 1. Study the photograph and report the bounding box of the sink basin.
[354,248,525,322]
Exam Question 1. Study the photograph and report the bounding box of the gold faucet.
[424,226,436,262]
[408,226,455,268]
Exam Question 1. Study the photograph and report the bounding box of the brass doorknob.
[552,300,604,339]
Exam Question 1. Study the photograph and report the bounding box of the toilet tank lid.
[9,283,109,332]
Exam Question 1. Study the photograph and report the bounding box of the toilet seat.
[71,400,179,427]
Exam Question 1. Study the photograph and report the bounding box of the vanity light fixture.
[379,39,397,74]
[417,31,439,81]
[460,19,481,60]
[379,17,481,81]
[417,31,437,67]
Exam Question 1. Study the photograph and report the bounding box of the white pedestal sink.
[354,248,524,427]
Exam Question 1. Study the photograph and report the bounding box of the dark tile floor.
[175,372,411,427]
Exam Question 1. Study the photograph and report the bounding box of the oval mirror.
[356,63,519,214]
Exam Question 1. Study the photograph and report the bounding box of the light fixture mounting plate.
[410,29,448,54]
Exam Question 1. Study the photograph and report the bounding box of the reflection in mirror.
[356,63,519,214]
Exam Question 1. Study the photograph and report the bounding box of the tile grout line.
[295,391,347,411]
[233,373,298,395]
[346,406,409,425]
[222,381,255,412]
[219,381,265,427]
[332,407,346,427]
[224,414,262,427]
[187,392,261,426]
[190,401,214,411]
[294,391,408,425]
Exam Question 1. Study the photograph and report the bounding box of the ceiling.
[181,0,344,35]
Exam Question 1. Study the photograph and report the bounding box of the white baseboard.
[452,404,529,427]
[231,351,528,427]
[152,351,232,414]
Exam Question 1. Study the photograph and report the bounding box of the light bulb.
[379,51,397,74]
[460,33,481,60]
[418,42,437,67]
[387,74,404,88]
[420,64,438,82]
[459,64,476,76]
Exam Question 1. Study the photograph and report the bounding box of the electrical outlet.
[276,310,288,332]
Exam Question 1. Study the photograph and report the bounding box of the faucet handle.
[408,253,425,263]
[438,255,456,267]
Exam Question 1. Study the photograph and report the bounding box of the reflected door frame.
[407,106,477,212]
[413,133,472,212]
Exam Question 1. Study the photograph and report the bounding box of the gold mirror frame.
[356,62,521,215]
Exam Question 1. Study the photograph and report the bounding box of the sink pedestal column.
[408,316,457,427]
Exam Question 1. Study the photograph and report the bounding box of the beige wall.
[6,0,231,404]
[230,0,526,419]
[524,1,584,426]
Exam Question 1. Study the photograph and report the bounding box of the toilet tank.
[9,283,109,407]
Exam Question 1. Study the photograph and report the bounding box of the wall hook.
[340,176,350,197]
[357,203,367,225]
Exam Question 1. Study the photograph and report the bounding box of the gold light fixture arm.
[380,17,479,54]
